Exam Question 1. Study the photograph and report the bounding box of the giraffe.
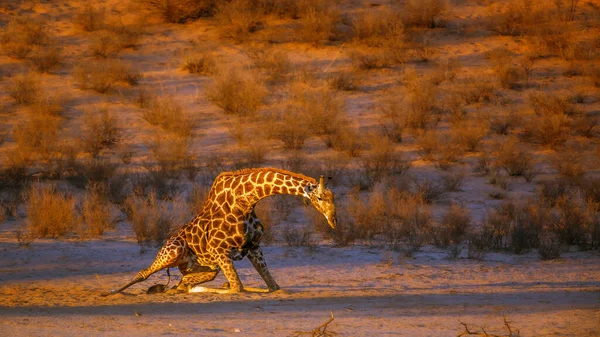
[101,167,337,296]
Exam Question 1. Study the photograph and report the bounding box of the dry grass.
[141,94,195,138]
[295,1,339,45]
[450,119,488,152]
[1,16,48,59]
[7,74,41,105]
[75,3,106,31]
[13,114,61,161]
[495,140,536,181]
[81,107,122,157]
[24,184,77,238]
[122,189,184,247]
[79,182,115,237]
[139,0,217,23]
[74,59,140,93]
[353,137,410,190]
[147,133,194,174]
[403,70,439,132]
[246,45,292,81]
[402,0,448,28]
[214,0,265,41]
[90,31,128,59]
[434,203,471,247]
[182,50,216,75]
[207,67,267,116]
[28,44,62,73]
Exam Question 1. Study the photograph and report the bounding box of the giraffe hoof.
[146,284,168,294]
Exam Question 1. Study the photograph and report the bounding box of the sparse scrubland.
[0,0,599,336]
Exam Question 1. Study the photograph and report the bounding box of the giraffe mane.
[216,167,317,184]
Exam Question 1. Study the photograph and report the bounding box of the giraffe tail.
[100,275,145,297]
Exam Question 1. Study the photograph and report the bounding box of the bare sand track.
[1,230,598,337]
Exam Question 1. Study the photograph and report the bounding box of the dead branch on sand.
[458,316,520,337]
[292,310,337,337]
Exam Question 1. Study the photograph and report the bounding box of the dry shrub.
[482,199,547,253]
[74,59,140,93]
[450,119,488,152]
[486,48,524,89]
[123,189,183,247]
[377,98,404,143]
[90,31,128,59]
[75,3,106,31]
[537,178,571,206]
[182,50,216,75]
[551,145,587,183]
[487,1,540,36]
[139,0,217,23]
[214,0,266,41]
[495,140,536,181]
[208,67,267,116]
[431,57,460,85]
[348,47,389,69]
[572,113,598,138]
[13,114,61,160]
[7,74,41,105]
[529,92,577,116]
[268,106,311,150]
[81,107,122,157]
[353,137,410,190]
[142,95,195,137]
[416,130,464,169]
[352,6,405,47]
[414,179,446,204]
[538,232,562,260]
[402,0,448,28]
[295,1,339,45]
[147,134,194,174]
[580,176,600,204]
[246,45,292,81]
[347,187,431,250]
[1,17,48,59]
[233,142,270,168]
[488,108,521,135]
[69,157,119,189]
[434,204,471,247]
[300,89,346,148]
[25,184,77,238]
[79,182,114,237]
[442,169,467,192]
[324,206,357,247]
[328,70,362,91]
[283,225,316,249]
[454,76,497,104]
[28,45,62,73]
[550,196,589,246]
[403,70,439,131]
[523,113,571,148]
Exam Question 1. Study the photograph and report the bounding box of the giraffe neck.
[207,168,317,216]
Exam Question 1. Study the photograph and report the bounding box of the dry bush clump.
[214,0,267,41]
[450,118,488,152]
[442,169,467,192]
[348,47,389,70]
[147,133,194,175]
[580,176,600,204]
[551,144,587,183]
[283,225,317,249]
[352,137,410,190]
[90,31,129,59]
[78,182,115,237]
[75,3,106,31]
[295,1,339,45]
[1,17,48,59]
[81,107,122,157]
[24,184,77,238]
[402,70,439,132]
[414,178,447,204]
[523,92,576,148]
[182,50,216,75]
[486,48,525,89]
[416,130,464,169]
[347,186,431,250]
[7,74,41,105]
[537,178,572,206]
[328,70,362,91]
[351,6,405,47]
[28,45,62,73]
[122,189,183,247]
[494,139,536,181]
[267,106,311,150]
[377,99,404,143]
[402,0,448,28]
[68,157,119,189]
[139,0,217,23]
[208,67,267,116]
[246,45,292,81]
[74,59,140,93]
[298,89,346,148]
[141,94,195,137]
[434,203,471,247]
[13,114,61,162]
[488,108,522,135]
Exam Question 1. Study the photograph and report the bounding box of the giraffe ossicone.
[101,167,337,296]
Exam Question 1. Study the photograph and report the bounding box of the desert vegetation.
[0,0,598,262]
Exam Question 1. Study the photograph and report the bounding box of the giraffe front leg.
[247,247,280,292]
[218,256,244,293]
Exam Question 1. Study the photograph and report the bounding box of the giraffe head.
[307,176,337,229]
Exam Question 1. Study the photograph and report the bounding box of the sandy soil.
[1,223,598,337]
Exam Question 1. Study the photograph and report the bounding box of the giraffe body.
[102,168,336,296]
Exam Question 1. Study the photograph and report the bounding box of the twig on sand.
[458,316,520,337]
[292,310,337,337]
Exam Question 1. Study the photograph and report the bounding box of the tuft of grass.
[214,0,265,41]
[139,0,216,23]
[28,45,62,73]
[81,107,122,157]
[295,1,339,45]
[142,94,195,138]
[79,182,115,237]
[74,3,106,31]
[434,203,471,247]
[1,17,48,59]
[182,50,216,75]
[13,114,61,160]
[450,119,488,152]
[207,67,267,116]
[246,46,292,81]
[25,184,77,238]
[90,31,128,59]
[7,74,41,105]
[495,140,536,181]
[74,59,140,93]
[328,70,362,91]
